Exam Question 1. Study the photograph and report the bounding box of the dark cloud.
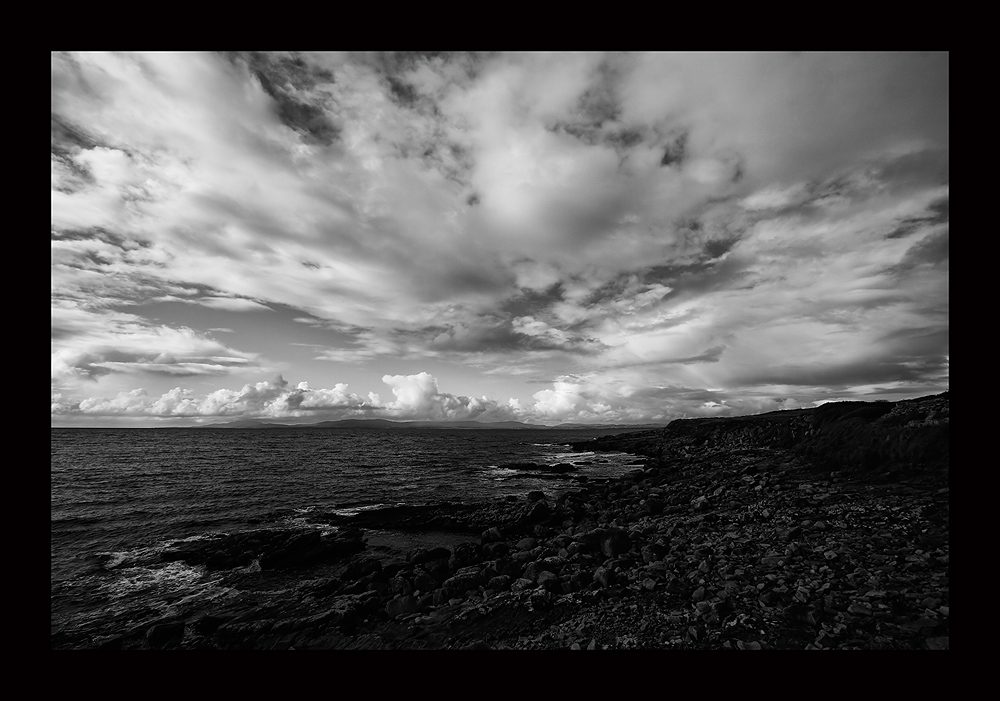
[386,74,419,106]
[891,229,949,273]
[51,114,101,155]
[887,196,949,240]
[873,147,948,190]
[668,344,726,365]
[660,131,688,167]
[644,254,752,301]
[877,327,949,359]
[605,126,644,151]
[224,51,340,146]
[51,226,142,250]
[703,236,739,259]
[575,59,623,126]
[733,353,949,389]
[500,283,565,317]
[423,317,604,356]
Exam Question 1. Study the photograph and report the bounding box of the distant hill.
[198,419,291,429]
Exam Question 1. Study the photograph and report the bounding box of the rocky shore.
[98,392,948,650]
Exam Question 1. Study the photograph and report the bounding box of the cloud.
[52,53,948,422]
[379,372,518,421]
[54,372,521,424]
[51,304,262,385]
[186,296,273,312]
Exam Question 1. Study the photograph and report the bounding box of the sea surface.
[51,427,645,648]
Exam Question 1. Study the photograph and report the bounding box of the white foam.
[330,503,390,517]
[99,561,206,599]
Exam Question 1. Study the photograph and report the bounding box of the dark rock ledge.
[106,392,949,650]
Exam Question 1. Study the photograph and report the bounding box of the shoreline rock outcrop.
[89,392,949,651]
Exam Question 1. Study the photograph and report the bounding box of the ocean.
[51,427,645,649]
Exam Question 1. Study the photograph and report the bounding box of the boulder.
[643,497,664,515]
[537,571,561,592]
[487,574,513,591]
[521,501,552,524]
[593,567,616,588]
[442,567,483,599]
[516,537,537,551]
[511,578,535,592]
[385,595,419,619]
[390,575,413,597]
[481,527,504,544]
[450,542,482,570]
[412,568,439,592]
[482,541,510,558]
[581,527,632,558]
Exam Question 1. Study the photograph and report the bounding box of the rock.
[482,541,510,558]
[412,568,439,592]
[581,527,631,558]
[538,571,560,592]
[925,636,949,650]
[191,614,229,635]
[511,578,535,592]
[782,526,802,541]
[527,490,546,502]
[461,640,491,650]
[96,635,123,650]
[442,573,482,600]
[499,462,575,474]
[145,621,185,648]
[407,547,430,564]
[385,595,419,619]
[487,574,512,591]
[643,497,664,515]
[450,542,482,570]
[390,575,413,596]
[530,590,554,610]
[261,529,365,570]
[523,561,543,583]
[521,501,552,523]
[593,566,616,588]
[640,543,666,564]
[481,527,503,544]
[516,537,537,551]
[161,526,365,572]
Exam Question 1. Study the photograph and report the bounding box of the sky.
[51,51,949,427]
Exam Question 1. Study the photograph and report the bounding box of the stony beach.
[101,392,948,650]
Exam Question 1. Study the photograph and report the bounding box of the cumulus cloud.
[54,372,523,424]
[379,372,519,421]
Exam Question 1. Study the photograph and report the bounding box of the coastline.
[66,392,948,650]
